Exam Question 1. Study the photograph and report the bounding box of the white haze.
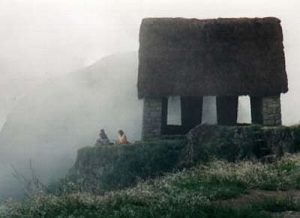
[0,52,145,199]
[0,0,299,199]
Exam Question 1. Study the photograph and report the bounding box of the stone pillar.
[181,96,203,132]
[216,96,238,125]
[142,97,168,139]
[250,95,281,126]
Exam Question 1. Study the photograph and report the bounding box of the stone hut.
[137,17,288,139]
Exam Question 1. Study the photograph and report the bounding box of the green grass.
[174,179,247,200]
[0,193,275,218]
[253,197,300,213]
[2,154,300,217]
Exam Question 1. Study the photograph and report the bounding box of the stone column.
[181,96,203,132]
[216,96,238,125]
[250,95,281,126]
[142,97,168,139]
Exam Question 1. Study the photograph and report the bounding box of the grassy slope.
[2,154,300,217]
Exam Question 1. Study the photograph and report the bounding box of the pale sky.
[0,0,299,126]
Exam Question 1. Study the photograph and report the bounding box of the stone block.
[142,97,167,139]
[251,95,282,126]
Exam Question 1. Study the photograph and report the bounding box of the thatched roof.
[138,17,288,98]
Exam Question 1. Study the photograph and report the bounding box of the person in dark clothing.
[95,129,111,146]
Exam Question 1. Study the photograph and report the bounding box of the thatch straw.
[138,17,288,98]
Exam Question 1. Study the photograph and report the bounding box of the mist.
[0,52,143,199]
[0,0,300,199]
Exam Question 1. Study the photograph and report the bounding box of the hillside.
[2,154,300,217]
[1,123,300,217]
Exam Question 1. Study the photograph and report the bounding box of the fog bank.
[0,52,143,199]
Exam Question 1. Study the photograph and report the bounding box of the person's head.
[118,130,124,136]
[100,129,105,134]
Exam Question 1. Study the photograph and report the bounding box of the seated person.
[116,130,129,144]
[95,129,111,146]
